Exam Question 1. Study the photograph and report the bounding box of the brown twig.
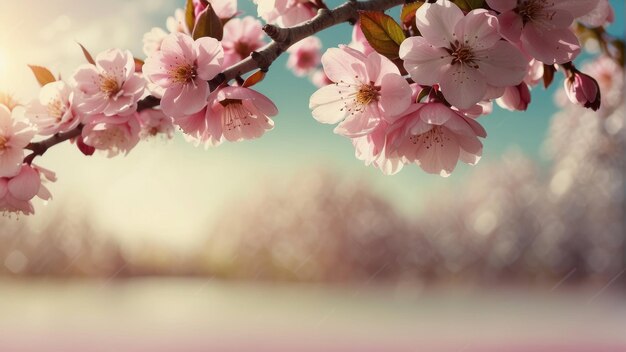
[208,0,405,86]
[23,0,404,164]
[24,95,161,163]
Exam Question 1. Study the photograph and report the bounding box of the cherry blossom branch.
[209,0,405,86]
[23,0,404,164]
[23,95,160,163]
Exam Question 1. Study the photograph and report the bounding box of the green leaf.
[359,11,406,60]
[28,65,56,87]
[452,0,485,11]
[400,2,423,27]
[77,42,95,65]
[184,0,196,34]
[192,4,223,41]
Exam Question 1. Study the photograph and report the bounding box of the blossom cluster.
[309,0,613,176]
[1,0,618,216]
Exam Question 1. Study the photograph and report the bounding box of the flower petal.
[0,178,7,198]
[399,36,450,85]
[439,65,486,109]
[415,0,464,48]
[379,74,412,120]
[364,52,400,85]
[476,41,528,87]
[485,0,517,12]
[496,11,523,43]
[309,84,349,124]
[418,103,455,126]
[521,26,580,64]
[7,166,40,201]
[195,37,224,80]
[453,9,501,50]
[552,0,600,18]
[321,47,366,84]
[334,105,379,137]
[162,80,209,117]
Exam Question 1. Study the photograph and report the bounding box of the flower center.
[335,79,381,116]
[99,75,121,98]
[171,63,197,84]
[449,41,477,67]
[97,126,125,149]
[516,0,548,24]
[355,83,380,106]
[47,98,65,122]
[409,126,450,149]
[221,99,252,130]
[298,52,315,67]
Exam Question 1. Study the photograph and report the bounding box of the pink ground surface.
[1,279,625,352]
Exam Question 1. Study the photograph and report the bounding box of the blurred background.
[0,1,625,351]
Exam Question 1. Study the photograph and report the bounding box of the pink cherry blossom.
[142,27,169,57]
[73,49,145,116]
[564,70,601,111]
[578,0,614,28]
[255,0,316,27]
[137,109,175,139]
[222,17,266,68]
[287,36,321,77]
[25,81,81,136]
[81,114,141,157]
[399,0,528,109]
[176,86,278,146]
[0,106,35,178]
[486,0,599,64]
[194,0,238,19]
[496,83,531,111]
[309,46,412,137]
[387,102,487,177]
[167,9,191,35]
[0,164,55,216]
[143,33,224,118]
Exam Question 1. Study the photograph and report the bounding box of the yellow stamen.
[356,84,379,106]
[100,75,121,98]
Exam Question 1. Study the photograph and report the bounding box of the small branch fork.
[23,0,404,163]
[23,96,160,163]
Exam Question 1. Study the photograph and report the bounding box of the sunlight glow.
[0,48,6,75]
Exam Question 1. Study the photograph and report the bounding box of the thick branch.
[24,0,403,163]
[209,0,405,85]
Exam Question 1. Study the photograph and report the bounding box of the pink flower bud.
[496,83,531,111]
[565,71,601,111]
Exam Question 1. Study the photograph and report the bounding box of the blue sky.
[0,0,623,247]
